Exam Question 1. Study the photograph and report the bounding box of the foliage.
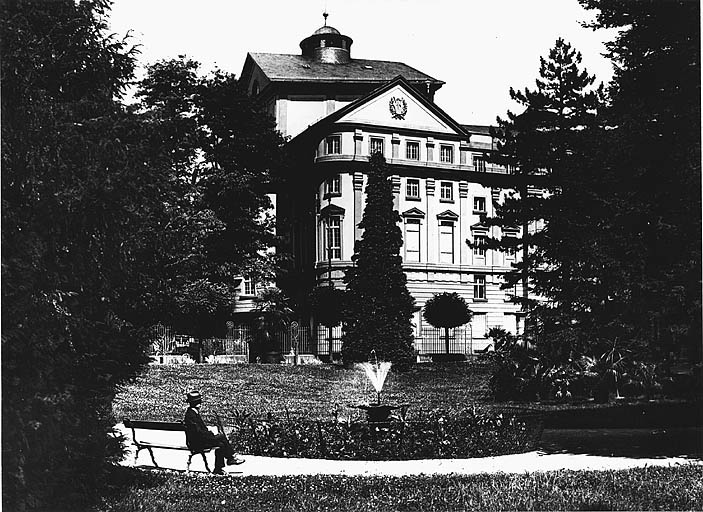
[251,287,294,357]
[342,154,417,368]
[576,0,701,361]
[227,408,542,460]
[423,292,472,355]
[136,57,288,340]
[486,38,606,359]
[100,464,703,512]
[1,1,153,509]
[309,286,347,327]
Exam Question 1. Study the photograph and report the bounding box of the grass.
[98,464,703,511]
[113,362,494,423]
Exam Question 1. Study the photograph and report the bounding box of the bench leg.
[147,447,159,468]
[186,453,193,472]
[201,453,210,473]
[134,446,141,465]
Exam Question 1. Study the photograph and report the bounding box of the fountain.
[355,350,408,424]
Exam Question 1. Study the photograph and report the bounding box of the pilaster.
[426,178,436,263]
[353,172,364,242]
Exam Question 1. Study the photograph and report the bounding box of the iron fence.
[414,327,474,355]
[151,323,488,361]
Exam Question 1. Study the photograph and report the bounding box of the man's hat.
[186,391,202,406]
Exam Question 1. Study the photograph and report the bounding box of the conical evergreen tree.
[486,38,607,360]
[342,153,416,367]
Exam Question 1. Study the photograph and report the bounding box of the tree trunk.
[445,327,450,354]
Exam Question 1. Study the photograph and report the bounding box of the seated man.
[184,391,244,474]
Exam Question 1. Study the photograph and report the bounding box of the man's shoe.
[213,468,225,475]
[227,457,245,465]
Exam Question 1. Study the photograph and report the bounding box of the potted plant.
[423,292,473,361]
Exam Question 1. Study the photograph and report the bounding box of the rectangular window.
[325,216,342,259]
[326,135,341,155]
[473,235,487,258]
[472,312,487,337]
[439,221,454,263]
[406,178,420,199]
[504,232,517,260]
[474,275,486,300]
[440,145,454,163]
[325,175,341,196]
[440,181,453,201]
[406,141,420,160]
[473,196,486,213]
[243,277,257,296]
[405,219,421,262]
[369,137,384,156]
[473,155,486,172]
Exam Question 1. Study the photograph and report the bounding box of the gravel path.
[116,423,702,477]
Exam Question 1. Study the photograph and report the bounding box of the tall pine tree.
[342,154,416,368]
[486,38,606,360]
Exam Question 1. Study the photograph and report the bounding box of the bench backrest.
[124,419,186,431]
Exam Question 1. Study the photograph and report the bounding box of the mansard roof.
[245,53,443,86]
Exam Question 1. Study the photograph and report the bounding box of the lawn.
[113,361,494,423]
[98,464,703,511]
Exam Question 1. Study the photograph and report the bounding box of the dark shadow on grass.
[539,427,703,459]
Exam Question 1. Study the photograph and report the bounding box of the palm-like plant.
[423,292,473,354]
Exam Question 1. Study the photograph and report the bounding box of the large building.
[237,19,526,355]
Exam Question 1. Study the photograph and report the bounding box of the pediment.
[336,83,462,135]
[437,210,459,220]
[402,207,426,218]
[320,204,346,217]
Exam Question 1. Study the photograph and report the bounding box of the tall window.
[404,219,421,262]
[243,277,257,296]
[473,155,486,172]
[440,182,453,201]
[406,178,420,199]
[472,313,487,337]
[324,175,341,196]
[473,234,487,258]
[325,216,342,259]
[439,221,454,263]
[369,137,384,156]
[473,196,486,213]
[406,141,420,160]
[504,234,517,260]
[326,135,341,155]
[440,145,454,163]
[474,274,486,300]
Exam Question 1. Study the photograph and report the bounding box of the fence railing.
[415,327,475,355]
[151,324,489,361]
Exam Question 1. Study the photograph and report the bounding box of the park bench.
[123,419,215,472]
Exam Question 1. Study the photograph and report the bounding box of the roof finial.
[323,11,328,26]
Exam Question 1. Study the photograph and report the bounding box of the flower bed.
[228,408,543,460]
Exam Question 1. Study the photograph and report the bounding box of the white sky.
[108,0,618,126]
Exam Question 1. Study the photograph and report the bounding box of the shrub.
[227,408,543,460]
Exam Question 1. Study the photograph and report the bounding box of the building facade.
[238,21,526,352]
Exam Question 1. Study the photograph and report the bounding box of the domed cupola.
[299,13,353,64]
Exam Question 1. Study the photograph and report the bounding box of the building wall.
[311,126,525,338]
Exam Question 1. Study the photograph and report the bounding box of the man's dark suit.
[184,406,233,472]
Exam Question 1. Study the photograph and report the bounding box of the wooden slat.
[124,419,186,431]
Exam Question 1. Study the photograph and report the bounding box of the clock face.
[389,96,408,120]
